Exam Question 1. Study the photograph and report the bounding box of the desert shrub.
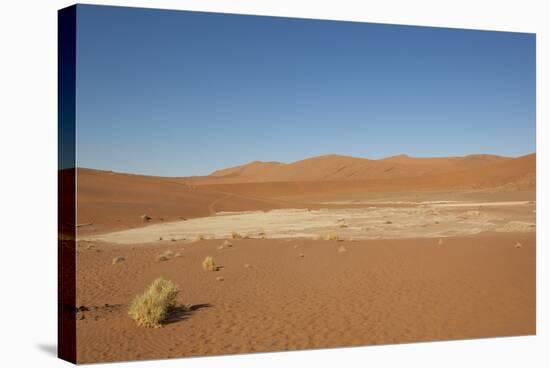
[112,256,125,265]
[202,256,216,271]
[128,278,180,328]
[141,214,152,222]
[156,255,169,262]
[325,233,340,241]
[231,232,242,240]
[196,234,205,241]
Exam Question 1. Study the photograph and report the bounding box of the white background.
[0,0,547,366]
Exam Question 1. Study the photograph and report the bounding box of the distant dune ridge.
[187,153,535,185]
[74,153,535,235]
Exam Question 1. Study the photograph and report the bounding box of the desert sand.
[73,153,536,363]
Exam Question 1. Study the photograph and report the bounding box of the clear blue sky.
[76,4,536,177]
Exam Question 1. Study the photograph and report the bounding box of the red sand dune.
[75,153,535,234]
[184,153,531,184]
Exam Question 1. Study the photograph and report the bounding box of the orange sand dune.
[75,169,297,235]
[75,153,535,234]
[183,153,530,184]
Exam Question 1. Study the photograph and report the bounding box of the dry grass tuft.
[128,278,180,328]
[218,240,233,250]
[156,255,169,262]
[231,232,243,240]
[141,214,152,222]
[325,233,340,241]
[112,256,125,265]
[202,256,217,271]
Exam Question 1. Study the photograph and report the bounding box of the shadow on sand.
[164,303,212,325]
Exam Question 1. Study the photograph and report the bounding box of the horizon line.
[67,151,536,178]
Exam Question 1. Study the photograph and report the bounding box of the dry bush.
[325,233,340,241]
[141,214,152,222]
[156,255,169,262]
[112,256,125,265]
[218,240,232,250]
[196,234,205,241]
[231,232,242,240]
[202,256,217,271]
[128,278,180,328]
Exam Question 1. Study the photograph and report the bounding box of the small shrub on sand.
[141,214,152,223]
[195,234,205,241]
[218,240,233,250]
[112,256,125,265]
[156,255,169,262]
[128,278,180,328]
[202,256,217,271]
[231,232,243,240]
[325,233,340,241]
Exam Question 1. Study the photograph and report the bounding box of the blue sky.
[76,5,536,176]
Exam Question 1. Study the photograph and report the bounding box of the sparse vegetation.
[218,240,232,250]
[128,278,180,328]
[141,214,152,222]
[156,255,169,262]
[202,256,217,271]
[325,233,340,241]
[112,256,125,265]
[196,234,205,241]
[231,232,243,240]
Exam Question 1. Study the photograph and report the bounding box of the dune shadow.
[164,303,212,325]
[36,343,57,357]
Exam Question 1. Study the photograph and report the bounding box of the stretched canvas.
[58,4,536,364]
